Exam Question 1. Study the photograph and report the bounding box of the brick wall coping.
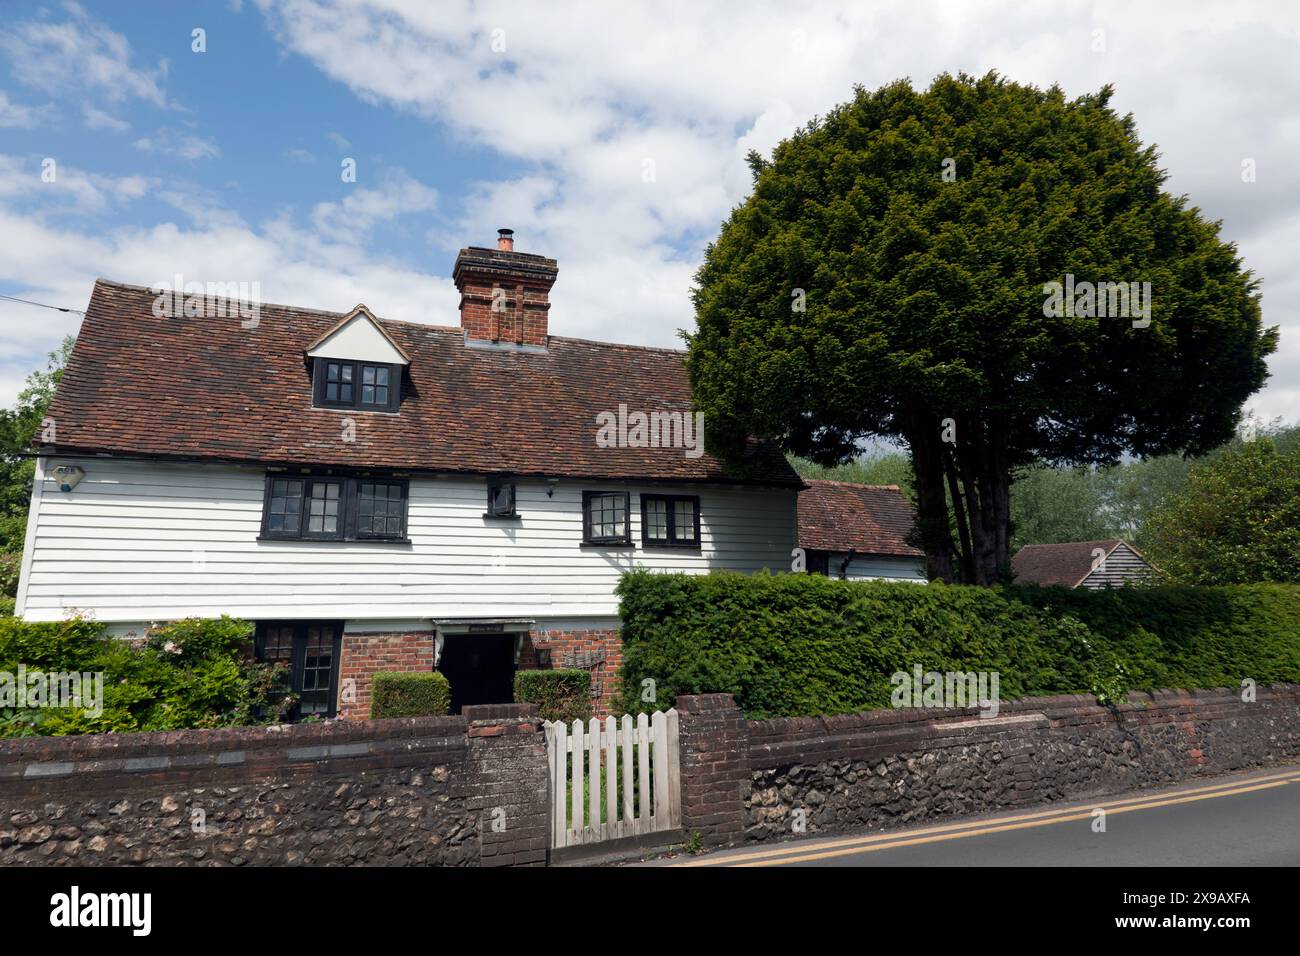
[0,714,470,769]
[740,684,1300,769]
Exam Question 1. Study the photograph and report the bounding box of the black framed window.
[640,494,701,548]
[312,358,400,412]
[304,479,344,537]
[357,480,406,538]
[582,490,631,545]
[255,621,342,719]
[806,549,830,576]
[486,481,516,518]
[264,478,304,536]
[260,474,408,542]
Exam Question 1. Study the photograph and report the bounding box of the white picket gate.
[544,710,681,849]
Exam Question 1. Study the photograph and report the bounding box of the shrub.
[371,671,451,718]
[514,669,592,724]
[616,570,1300,718]
[0,614,295,736]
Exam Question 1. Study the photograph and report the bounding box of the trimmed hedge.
[371,671,451,718]
[514,669,592,724]
[0,614,295,736]
[616,569,1300,718]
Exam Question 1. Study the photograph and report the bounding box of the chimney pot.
[497,228,515,252]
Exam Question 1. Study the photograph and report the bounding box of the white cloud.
[310,171,439,242]
[0,1,168,107]
[0,90,44,128]
[134,132,221,162]
[82,105,130,132]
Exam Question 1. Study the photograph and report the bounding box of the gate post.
[675,694,749,849]
[464,703,550,867]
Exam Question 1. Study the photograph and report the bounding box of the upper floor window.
[641,494,700,548]
[486,481,517,518]
[261,474,409,542]
[582,490,631,546]
[312,358,400,412]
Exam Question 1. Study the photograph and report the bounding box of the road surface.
[664,764,1300,866]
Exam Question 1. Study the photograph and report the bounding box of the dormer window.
[312,358,401,412]
[305,304,411,414]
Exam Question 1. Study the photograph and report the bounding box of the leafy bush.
[1144,438,1300,584]
[0,614,295,736]
[514,669,592,724]
[371,671,451,718]
[616,570,1300,717]
[0,595,14,617]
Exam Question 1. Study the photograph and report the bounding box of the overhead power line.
[0,293,85,315]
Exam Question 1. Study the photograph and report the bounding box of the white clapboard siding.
[837,554,928,582]
[18,456,797,622]
[545,709,680,848]
[1079,542,1152,589]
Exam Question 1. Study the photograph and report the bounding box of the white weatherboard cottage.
[16,231,810,718]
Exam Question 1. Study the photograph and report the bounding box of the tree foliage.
[688,73,1275,584]
[1144,438,1300,584]
[0,337,74,595]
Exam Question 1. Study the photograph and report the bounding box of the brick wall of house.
[518,628,624,717]
[337,631,436,719]
[337,627,623,719]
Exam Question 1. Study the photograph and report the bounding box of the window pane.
[375,384,388,405]
[376,367,389,386]
[268,480,303,534]
[645,499,668,540]
[307,482,341,533]
[588,493,625,540]
[326,382,338,401]
[358,482,402,536]
[362,366,375,385]
[341,365,353,382]
[362,384,374,404]
[340,383,352,402]
[675,499,696,540]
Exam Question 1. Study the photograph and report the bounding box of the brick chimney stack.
[453,230,557,348]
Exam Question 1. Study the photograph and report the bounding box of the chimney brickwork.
[453,230,557,348]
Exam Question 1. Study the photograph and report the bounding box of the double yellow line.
[675,768,1300,867]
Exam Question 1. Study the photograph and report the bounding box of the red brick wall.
[517,628,624,717]
[337,627,625,719]
[337,631,436,719]
[458,280,550,346]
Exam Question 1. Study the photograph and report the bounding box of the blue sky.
[1,0,1297,426]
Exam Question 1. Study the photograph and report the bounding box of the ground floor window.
[255,621,343,718]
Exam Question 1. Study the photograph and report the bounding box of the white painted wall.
[834,552,927,582]
[17,456,798,624]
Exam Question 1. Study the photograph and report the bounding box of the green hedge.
[371,671,451,718]
[514,669,592,724]
[0,614,295,736]
[615,570,1300,718]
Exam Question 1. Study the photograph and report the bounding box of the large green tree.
[688,73,1276,583]
[0,337,74,596]
[1143,438,1300,584]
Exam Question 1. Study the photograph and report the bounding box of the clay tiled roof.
[797,480,922,557]
[40,279,799,486]
[1011,539,1125,587]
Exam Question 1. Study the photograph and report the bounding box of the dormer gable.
[306,305,409,413]
[306,305,411,366]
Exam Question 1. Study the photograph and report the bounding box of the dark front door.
[438,633,518,714]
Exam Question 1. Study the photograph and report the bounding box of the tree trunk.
[906,423,957,583]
